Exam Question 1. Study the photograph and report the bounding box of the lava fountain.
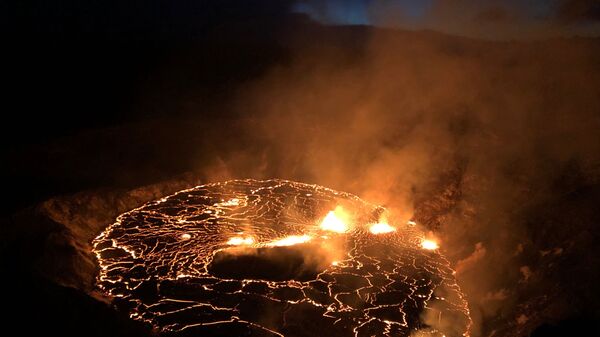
[92,179,471,336]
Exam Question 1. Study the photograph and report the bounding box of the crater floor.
[93,179,470,336]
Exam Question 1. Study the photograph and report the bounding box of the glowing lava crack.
[93,179,471,336]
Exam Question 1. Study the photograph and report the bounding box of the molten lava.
[421,239,440,250]
[319,208,348,233]
[265,234,312,247]
[226,236,255,245]
[369,222,396,234]
[92,179,470,337]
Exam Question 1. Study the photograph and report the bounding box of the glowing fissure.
[93,179,470,336]
[320,209,349,233]
[265,234,312,247]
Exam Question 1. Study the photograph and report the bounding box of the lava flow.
[93,179,471,337]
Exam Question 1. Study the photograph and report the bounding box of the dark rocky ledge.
[0,175,198,337]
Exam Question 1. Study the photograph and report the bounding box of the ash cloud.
[201,22,600,336]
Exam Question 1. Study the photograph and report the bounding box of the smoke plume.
[197,23,600,336]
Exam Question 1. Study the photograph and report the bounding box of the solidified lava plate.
[93,179,471,336]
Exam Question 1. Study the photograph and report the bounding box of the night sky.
[293,0,600,38]
[5,1,600,38]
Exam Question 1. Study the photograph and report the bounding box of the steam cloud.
[198,25,600,336]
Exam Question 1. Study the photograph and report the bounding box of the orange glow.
[369,222,396,234]
[93,179,471,336]
[320,209,348,233]
[222,198,240,206]
[226,236,255,246]
[421,239,439,250]
[407,220,417,226]
[266,235,312,247]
